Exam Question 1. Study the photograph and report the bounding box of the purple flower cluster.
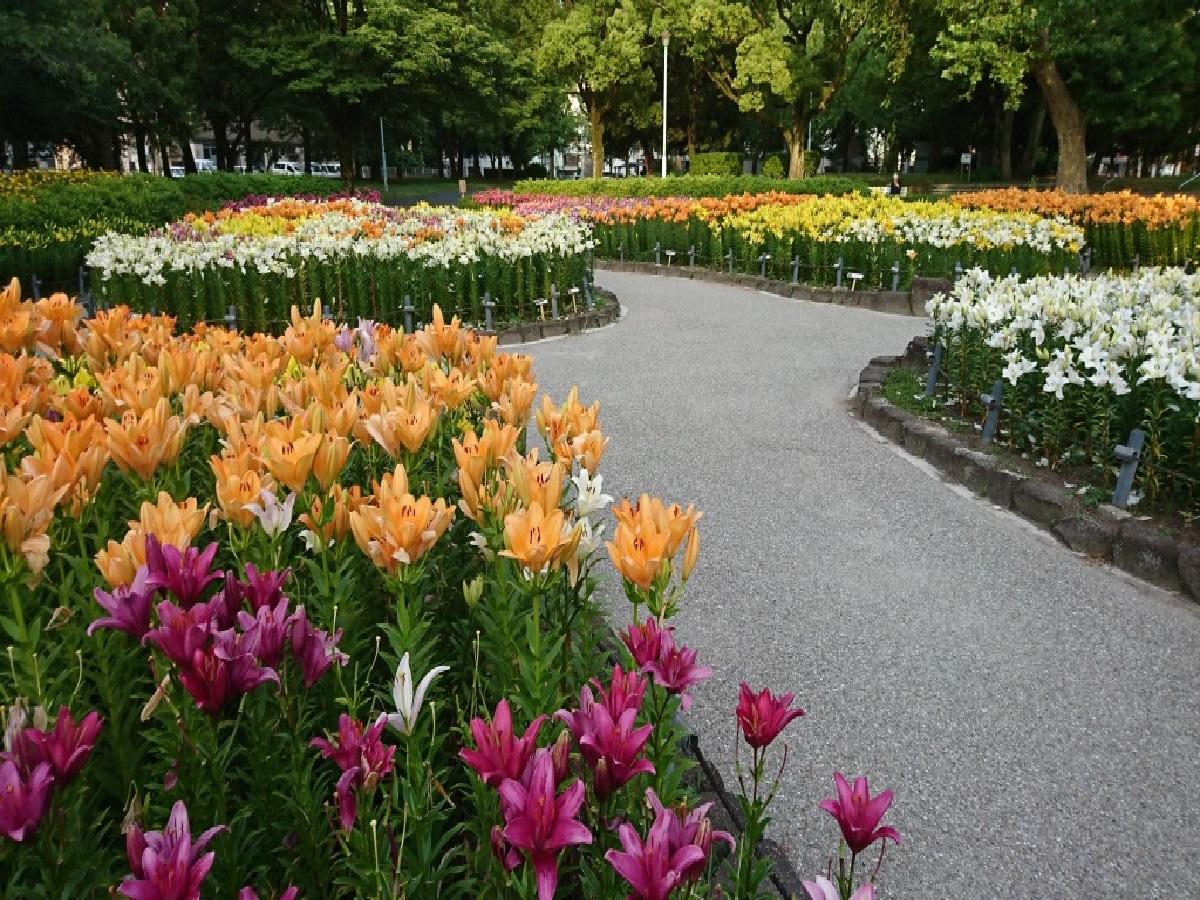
[90,537,346,715]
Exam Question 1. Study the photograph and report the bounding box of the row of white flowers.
[928,267,1200,402]
[86,202,595,287]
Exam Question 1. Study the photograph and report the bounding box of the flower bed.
[0,277,899,897]
[477,190,1084,289]
[927,267,1200,510]
[951,188,1200,269]
[87,197,595,332]
[0,172,349,289]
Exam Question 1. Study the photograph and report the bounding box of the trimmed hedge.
[512,174,867,199]
[689,152,742,177]
[0,173,346,289]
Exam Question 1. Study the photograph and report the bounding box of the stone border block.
[853,344,1200,601]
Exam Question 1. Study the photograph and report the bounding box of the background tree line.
[1,0,1196,192]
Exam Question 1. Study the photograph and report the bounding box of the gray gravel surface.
[525,270,1200,897]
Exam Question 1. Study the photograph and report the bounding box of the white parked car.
[195,159,218,173]
[271,160,303,176]
[169,165,185,178]
[312,161,341,179]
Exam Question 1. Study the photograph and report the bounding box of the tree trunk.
[179,136,198,174]
[212,117,230,170]
[158,138,172,176]
[133,125,149,173]
[240,118,253,171]
[1019,100,1046,176]
[998,109,1014,180]
[589,105,605,178]
[642,139,656,177]
[785,124,805,179]
[1030,48,1087,193]
[302,128,312,175]
[11,138,30,170]
[335,131,355,189]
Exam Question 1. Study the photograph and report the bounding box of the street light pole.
[379,117,388,192]
[661,31,670,178]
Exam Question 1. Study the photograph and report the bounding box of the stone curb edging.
[853,340,1200,601]
[597,259,949,318]
[492,287,621,345]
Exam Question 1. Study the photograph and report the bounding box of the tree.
[934,0,1195,192]
[536,0,650,177]
[670,0,908,178]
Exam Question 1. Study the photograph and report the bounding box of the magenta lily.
[288,606,347,688]
[557,695,654,800]
[621,617,672,669]
[819,773,901,856]
[641,640,711,711]
[27,706,103,784]
[0,758,53,842]
[175,629,279,716]
[311,714,395,831]
[89,565,155,639]
[119,800,227,899]
[498,749,592,900]
[735,683,805,749]
[645,788,734,883]
[238,886,299,900]
[605,806,706,900]
[459,698,545,788]
[236,597,292,668]
[145,599,218,668]
[143,536,223,608]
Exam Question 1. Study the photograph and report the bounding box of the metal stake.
[550,286,559,319]
[791,255,800,285]
[482,292,495,331]
[924,342,943,397]
[1111,428,1146,508]
[31,274,40,301]
[980,379,1004,446]
[758,253,770,278]
[225,304,237,330]
[654,242,661,266]
[891,259,900,292]
[954,260,963,282]
[834,257,843,288]
[725,249,733,273]
[688,246,695,269]
[403,294,414,333]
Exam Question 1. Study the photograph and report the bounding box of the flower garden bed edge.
[852,342,1200,601]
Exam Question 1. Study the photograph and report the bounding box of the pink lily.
[645,788,734,883]
[498,749,592,900]
[605,806,706,900]
[27,706,103,784]
[288,606,347,687]
[803,876,876,900]
[0,758,53,842]
[311,714,395,831]
[459,698,545,788]
[819,773,901,856]
[89,565,155,639]
[119,800,227,899]
[143,536,223,608]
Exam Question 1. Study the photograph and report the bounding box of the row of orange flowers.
[0,278,698,608]
[951,188,1200,228]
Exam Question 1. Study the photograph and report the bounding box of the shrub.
[512,174,867,199]
[523,161,548,178]
[690,152,742,177]
[761,155,785,179]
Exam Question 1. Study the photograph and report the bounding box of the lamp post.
[379,117,388,192]
[661,31,669,178]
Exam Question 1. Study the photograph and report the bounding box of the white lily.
[386,652,450,736]
[572,468,613,519]
[243,488,296,539]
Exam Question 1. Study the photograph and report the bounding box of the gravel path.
[525,269,1200,897]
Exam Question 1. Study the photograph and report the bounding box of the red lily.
[735,683,805,749]
[497,749,592,900]
[641,641,711,711]
[819,773,901,856]
[459,698,545,788]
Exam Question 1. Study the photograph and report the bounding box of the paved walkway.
[526,270,1200,897]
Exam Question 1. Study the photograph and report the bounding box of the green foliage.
[690,152,743,176]
[761,155,785,179]
[514,174,867,198]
